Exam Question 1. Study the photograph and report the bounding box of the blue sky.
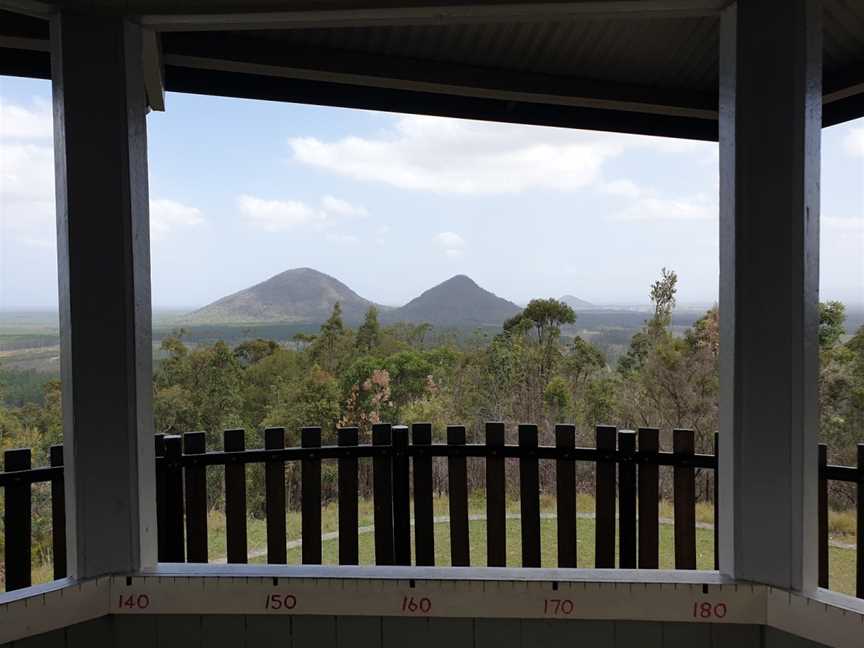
[1,74,862,310]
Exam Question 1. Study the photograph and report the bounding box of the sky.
[1,74,862,311]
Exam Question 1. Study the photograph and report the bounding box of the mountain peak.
[384,275,520,327]
[560,294,595,310]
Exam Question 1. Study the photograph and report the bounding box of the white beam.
[51,13,157,579]
[718,0,821,592]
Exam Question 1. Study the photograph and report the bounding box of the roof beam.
[163,34,718,120]
[142,28,165,111]
[141,1,732,32]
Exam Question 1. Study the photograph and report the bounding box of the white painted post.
[51,13,157,578]
[718,0,821,592]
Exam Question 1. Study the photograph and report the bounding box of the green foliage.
[819,301,847,350]
[355,306,381,353]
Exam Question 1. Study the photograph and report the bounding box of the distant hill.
[384,275,521,327]
[560,295,596,310]
[184,268,379,325]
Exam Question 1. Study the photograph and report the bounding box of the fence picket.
[638,428,660,569]
[519,424,541,568]
[183,431,208,563]
[595,425,616,568]
[372,423,394,566]
[301,427,322,565]
[819,443,829,588]
[486,422,507,567]
[49,444,66,580]
[412,423,435,566]
[857,444,863,599]
[164,435,185,562]
[392,425,412,566]
[618,430,637,569]
[555,424,577,568]
[265,427,287,565]
[714,432,719,571]
[224,428,247,564]
[154,434,168,562]
[338,427,359,566]
[673,429,696,570]
[4,448,32,590]
[447,425,470,567]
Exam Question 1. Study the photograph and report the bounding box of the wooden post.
[265,427,287,565]
[338,427,359,566]
[49,445,67,580]
[183,432,208,563]
[595,425,616,568]
[372,423,394,565]
[163,435,185,563]
[673,429,696,570]
[518,424,541,568]
[3,449,32,590]
[224,428,247,564]
[392,425,411,566]
[555,425,577,568]
[412,423,435,566]
[857,444,863,598]
[818,444,828,588]
[301,427,322,565]
[486,422,506,567]
[618,430,637,569]
[447,425,470,567]
[638,428,660,569]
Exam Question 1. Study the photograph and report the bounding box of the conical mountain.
[184,268,377,324]
[385,275,521,327]
[560,294,595,310]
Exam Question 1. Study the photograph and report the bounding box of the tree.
[649,267,677,329]
[819,301,846,350]
[355,306,381,353]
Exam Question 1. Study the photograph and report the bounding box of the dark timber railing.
[1,427,862,600]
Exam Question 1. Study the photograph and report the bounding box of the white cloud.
[290,114,710,195]
[844,128,864,157]
[823,215,863,231]
[603,179,716,222]
[321,195,368,218]
[0,97,53,140]
[434,231,467,257]
[238,194,368,233]
[150,199,205,241]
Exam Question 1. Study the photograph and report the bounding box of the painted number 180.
[693,601,727,619]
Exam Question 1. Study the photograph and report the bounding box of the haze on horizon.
[2,75,862,312]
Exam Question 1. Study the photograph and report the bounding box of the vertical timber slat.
[638,428,660,569]
[673,429,696,570]
[555,424,577,568]
[183,432,207,563]
[618,430,637,569]
[265,427,287,565]
[164,435,185,562]
[301,427,322,565]
[857,444,863,599]
[818,444,828,588]
[595,425,616,568]
[412,423,435,566]
[392,425,411,566]
[714,432,719,571]
[372,423,394,565]
[3,448,32,590]
[224,428,247,564]
[447,425,470,567]
[519,424,541,568]
[486,421,507,567]
[338,427,359,566]
[154,434,168,562]
[49,444,67,579]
